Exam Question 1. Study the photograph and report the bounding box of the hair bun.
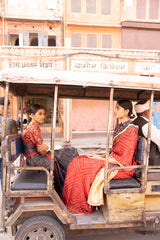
[130,113,135,119]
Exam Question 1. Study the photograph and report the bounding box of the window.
[149,0,159,20]
[102,35,111,48]
[71,34,81,47]
[87,34,97,48]
[8,34,19,46]
[86,0,96,14]
[28,0,38,9]
[136,0,146,19]
[8,0,18,8]
[71,0,81,13]
[101,0,111,15]
[48,36,56,46]
[30,38,38,46]
[47,0,57,9]
[30,33,38,46]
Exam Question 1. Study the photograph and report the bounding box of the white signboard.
[3,61,63,70]
[135,63,159,74]
[71,61,128,72]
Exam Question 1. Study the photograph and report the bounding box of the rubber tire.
[15,215,65,240]
[6,119,18,136]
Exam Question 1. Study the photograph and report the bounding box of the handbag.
[88,166,118,206]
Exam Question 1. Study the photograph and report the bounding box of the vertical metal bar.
[66,56,70,143]
[104,87,114,193]
[20,96,23,132]
[50,85,58,190]
[66,99,70,143]
[143,91,154,187]
[1,82,9,230]
[2,83,9,138]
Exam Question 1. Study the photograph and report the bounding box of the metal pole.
[2,83,9,138]
[143,91,154,186]
[66,56,70,143]
[20,96,23,132]
[1,82,9,230]
[50,85,58,190]
[104,87,114,194]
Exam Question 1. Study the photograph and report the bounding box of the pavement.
[0,185,13,240]
[41,127,111,153]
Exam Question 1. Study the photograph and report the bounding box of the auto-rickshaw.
[0,67,160,239]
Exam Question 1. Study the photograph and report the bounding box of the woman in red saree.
[22,104,79,196]
[62,100,138,214]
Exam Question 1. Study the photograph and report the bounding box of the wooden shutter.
[43,34,48,46]
[71,34,81,47]
[149,0,159,20]
[71,0,81,13]
[86,0,96,14]
[87,34,97,48]
[7,33,10,46]
[101,0,111,15]
[102,35,111,48]
[23,31,29,46]
[38,32,43,46]
[19,33,23,46]
[136,0,146,19]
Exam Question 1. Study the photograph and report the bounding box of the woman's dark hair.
[30,104,45,115]
[117,100,135,119]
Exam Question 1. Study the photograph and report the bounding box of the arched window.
[30,38,38,46]
[48,38,56,46]
[15,38,19,46]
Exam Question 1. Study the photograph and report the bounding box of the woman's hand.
[37,143,49,156]
[87,152,105,161]
[108,155,122,166]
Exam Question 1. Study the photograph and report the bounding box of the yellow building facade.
[1,0,160,141]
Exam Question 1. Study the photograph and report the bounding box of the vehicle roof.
[0,68,160,100]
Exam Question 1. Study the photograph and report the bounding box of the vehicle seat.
[11,170,47,190]
[109,137,146,189]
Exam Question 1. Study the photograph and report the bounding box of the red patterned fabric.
[112,124,138,179]
[62,124,138,214]
[22,124,43,146]
[22,123,51,170]
[62,156,105,214]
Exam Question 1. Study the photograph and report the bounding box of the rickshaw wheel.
[15,215,65,240]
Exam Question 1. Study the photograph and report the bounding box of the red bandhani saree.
[62,123,138,214]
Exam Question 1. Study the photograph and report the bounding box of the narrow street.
[1,226,160,240]
[66,229,160,240]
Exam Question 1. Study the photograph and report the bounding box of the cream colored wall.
[3,20,62,46]
[64,0,121,48]
[71,99,115,132]
[6,0,63,19]
[122,0,160,22]
[66,26,121,48]
[65,0,121,26]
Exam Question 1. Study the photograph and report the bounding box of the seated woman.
[62,100,138,214]
[22,104,79,196]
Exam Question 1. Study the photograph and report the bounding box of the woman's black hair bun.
[130,113,135,119]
